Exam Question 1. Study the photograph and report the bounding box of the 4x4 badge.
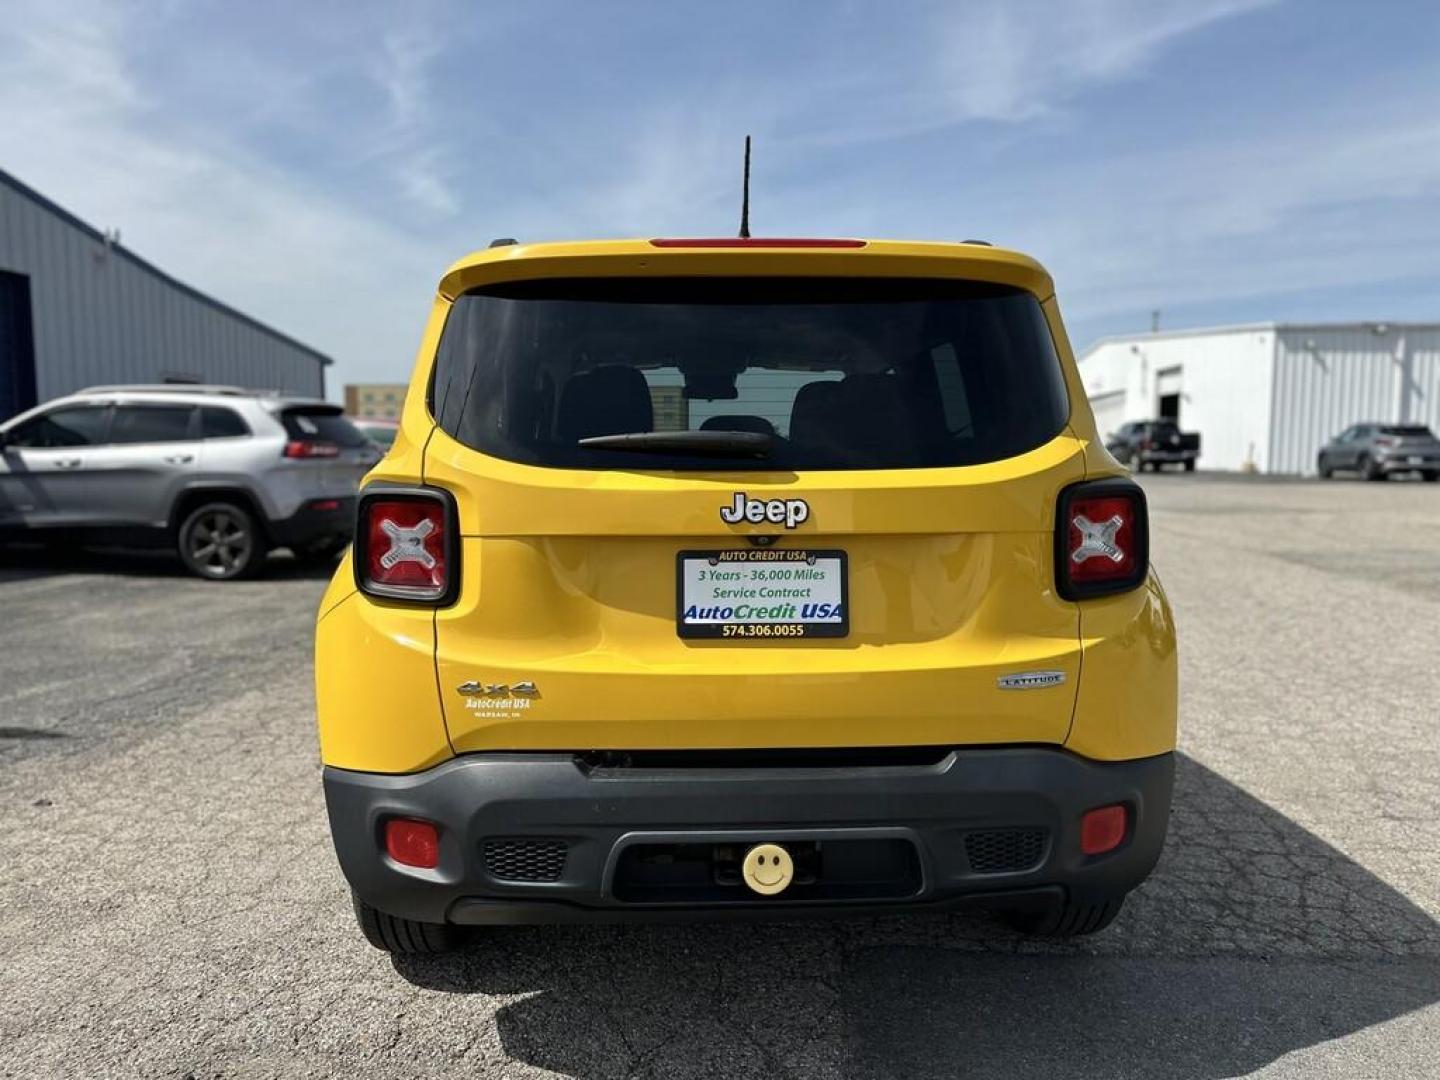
[457,680,539,697]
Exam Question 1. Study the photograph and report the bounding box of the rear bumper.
[267,496,355,551]
[1378,455,1440,473]
[1138,450,1196,464]
[324,747,1174,925]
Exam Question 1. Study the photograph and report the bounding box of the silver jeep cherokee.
[0,385,379,578]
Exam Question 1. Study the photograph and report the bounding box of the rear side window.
[201,407,251,439]
[7,406,111,447]
[430,277,1070,471]
[111,405,195,444]
[280,408,368,448]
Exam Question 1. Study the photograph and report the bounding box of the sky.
[2,0,1438,396]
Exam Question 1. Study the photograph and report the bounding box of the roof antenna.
[738,135,752,239]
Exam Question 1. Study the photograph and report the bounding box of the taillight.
[1139,438,1153,450]
[1055,479,1149,600]
[353,486,458,604]
[648,237,867,248]
[1374,436,1395,448]
[284,439,340,458]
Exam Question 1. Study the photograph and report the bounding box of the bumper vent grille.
[963,828,1046,874]
[482,838,568,882]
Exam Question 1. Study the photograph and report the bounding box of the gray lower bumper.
[324,748,1174,925]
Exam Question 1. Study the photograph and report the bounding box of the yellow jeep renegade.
[315,237,1177,953]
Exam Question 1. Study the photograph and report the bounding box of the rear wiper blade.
[578,431,773,458]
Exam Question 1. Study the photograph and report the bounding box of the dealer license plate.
[676,549,848,639]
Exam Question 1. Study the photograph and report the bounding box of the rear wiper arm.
[578,431,773,458]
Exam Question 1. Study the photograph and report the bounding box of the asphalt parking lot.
[1,474,1437,1079]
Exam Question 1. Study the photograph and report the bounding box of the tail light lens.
[1080,804,1129,856]
[1374,436,1395,449]
[1055,479,1149,600]
[284,439,340,459]
[648,237,866,248]
[384,818,440,869]
[353,486,458,604]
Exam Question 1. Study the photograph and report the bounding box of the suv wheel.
[351,892,468,954]
[1359,453,1384,481]
[1317,454,1332,479]
[1425,471,1439,483]
[177,502,264,580]
[1003,892,1126,937]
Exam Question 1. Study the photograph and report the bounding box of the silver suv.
[1317,423,1440,481]
[0,385,379,578]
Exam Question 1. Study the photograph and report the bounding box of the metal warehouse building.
[1079,322,1440,475]
[0,168,329,422]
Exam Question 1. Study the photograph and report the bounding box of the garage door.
[0,271,38,423]
[1088,390,1126,439]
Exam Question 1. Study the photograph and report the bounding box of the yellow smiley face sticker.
[741,843,794,895]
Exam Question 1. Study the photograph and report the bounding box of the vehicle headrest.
[556,366,654,442]
[699,414,777,437]
[788,381,844,445]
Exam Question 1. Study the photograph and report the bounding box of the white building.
[1078,322,1440,474]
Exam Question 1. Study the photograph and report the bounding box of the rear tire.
[177,502,266,580]
[1317,454,1333,479]
[351,892,468,954]
[1003,892,1127,937]
[1183,459,1196,472]
[1359,453,1384,481]
[1424,472,1439,483]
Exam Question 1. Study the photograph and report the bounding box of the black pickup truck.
[1105,420,1201,472]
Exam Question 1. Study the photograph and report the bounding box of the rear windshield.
[430,278,1070,471]
[1381,425,1435,438]
[280,407,368,448]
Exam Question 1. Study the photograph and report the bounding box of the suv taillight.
[1055,479,1149,600]
[284,439,340,459]
[353,487,458,604]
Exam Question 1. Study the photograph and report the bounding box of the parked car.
[352,418,399,451]
[1317,423,1440,481]
[316,237,1177,954]
[1105,420,1201,472]
[0,385,379,578]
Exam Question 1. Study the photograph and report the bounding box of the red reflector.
[1080,805,1128,855]
[384,818,439,869]
[284,439,340,459]
[648,237,866,248]
[364,498,447,594]
[1067,495,1137,583]
[308,499,341,512]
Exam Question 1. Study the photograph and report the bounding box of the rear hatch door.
[425,274,1085,751]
